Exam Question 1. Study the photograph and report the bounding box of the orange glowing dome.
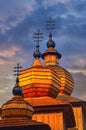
[45,65,74,96]
[19,59,61,98]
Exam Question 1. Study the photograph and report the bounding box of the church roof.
[42,47,61,59]
[45,65,74,96]
[24,96,75,128]
[56,95,86,121]
[0,117,50,130]
[57,95,83,103]
[1,96,34,119]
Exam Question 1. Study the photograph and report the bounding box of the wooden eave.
[0,117,50,130]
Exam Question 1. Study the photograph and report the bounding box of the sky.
[0,0,86,105]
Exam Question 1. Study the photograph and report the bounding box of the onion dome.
[12,77,22,96]
[33,50,41,59]
[19,66,61,98]
[33,42,41,59]
[47,32,55,48]
[1,76,34,119]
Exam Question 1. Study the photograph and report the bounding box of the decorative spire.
[46,17,55,48]
[13,63,22,96]
[47,17,55,36]
[14,63,22,77]
[33,29,43,59]
[41,17,61,65]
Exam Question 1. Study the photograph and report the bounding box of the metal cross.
[46,16,55,33]
[33,29,43,50]
[14,63,22,76]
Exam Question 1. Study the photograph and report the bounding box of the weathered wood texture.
[32,112,67,130]
[73,107,86,130]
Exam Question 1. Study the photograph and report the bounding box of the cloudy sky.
[0,0,86,105]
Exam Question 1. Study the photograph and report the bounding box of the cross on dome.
[33,29,43,59]
[13,63,22,96]
[46,16,55,36]
[14,63,22,77]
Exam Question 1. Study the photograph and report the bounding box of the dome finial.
[46,16,55,38]
[13,63,22,96]
[33,29,43,59]
[46,17,56,48]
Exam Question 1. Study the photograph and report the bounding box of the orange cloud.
[68,68,86,75]
[0,45,20,58]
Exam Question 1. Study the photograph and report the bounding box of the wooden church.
[0,17,86,130]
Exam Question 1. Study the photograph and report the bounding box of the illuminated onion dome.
[19,64,61,98]
[41,33,74,96]
[42,33,61,65]
[1,77,34,119]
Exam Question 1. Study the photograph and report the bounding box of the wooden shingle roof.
[0,117,50,130]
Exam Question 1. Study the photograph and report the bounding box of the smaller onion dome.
[47,40,55,48]
[12,77,22,96]
[33,50,41,59]
[47,33,55,48]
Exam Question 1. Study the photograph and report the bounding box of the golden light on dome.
[61,77,66,86]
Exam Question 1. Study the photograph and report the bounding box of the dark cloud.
[69,0,86,16]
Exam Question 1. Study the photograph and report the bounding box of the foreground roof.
[0,117,50,130]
